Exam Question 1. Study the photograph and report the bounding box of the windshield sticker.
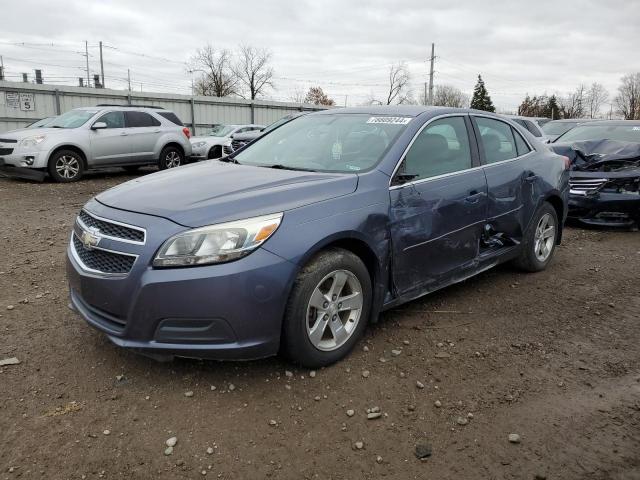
[331,141,343,160]
[632,127,640,131]
[367,116,412,125]
[345,165,361,171]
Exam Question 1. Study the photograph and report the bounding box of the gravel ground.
[1,171,639,479]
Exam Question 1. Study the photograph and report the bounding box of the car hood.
[96,161,358,227]
[0,127,68,140]
[550,140,640,173]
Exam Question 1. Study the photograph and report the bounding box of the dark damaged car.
[550,121,640,228]
[67,107,569,367]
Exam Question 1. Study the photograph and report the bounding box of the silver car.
[190,124,264,161]
[0,106,192,182]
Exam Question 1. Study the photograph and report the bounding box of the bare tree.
[232,45,275,100]
[559,84,587,119]
[586,83,609,118]
[304,86,335,106]
[190,44,238,97]
[430,84,468,108]
[386,62,411,105]
[288,87,307,104]
[614,72,640,120]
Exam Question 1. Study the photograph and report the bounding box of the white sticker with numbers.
[366,116,412,125]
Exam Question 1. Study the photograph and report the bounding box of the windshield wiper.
[265,164,318,172]
[219,155,241,165]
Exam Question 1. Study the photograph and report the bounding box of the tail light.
[182,127,191,139]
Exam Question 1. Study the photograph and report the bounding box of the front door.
[89,111,131,165]
[389,115,488,295]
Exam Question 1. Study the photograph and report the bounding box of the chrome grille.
[0,138,18,143]
[231,139,249,151]
[78,210,145,243]
[72,234,136,275]
[222,145,233,155]
[569,178,608,196]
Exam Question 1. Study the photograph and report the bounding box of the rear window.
[125,111,161,128]
[158,112,183,126]
[523,120,542,137]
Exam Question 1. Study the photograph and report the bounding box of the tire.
[123,165,141,173]
[158,146,184,170]
[514,202,559,272]
[282,248,372,368]
[207,145,221,159]
[47,150,84,183]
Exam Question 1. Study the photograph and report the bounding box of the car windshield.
[555,124,640,143]
[543,121,578,136]
[27,117,54,128]
[233,113,410,173]
[47,110,98,129]
[206,125,236,137]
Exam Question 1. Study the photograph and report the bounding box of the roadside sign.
[5,91,19,108]
[20,93,35,111]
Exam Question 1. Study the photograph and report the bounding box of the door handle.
[524,174,538,183]
[153,129,161,133]
[464,191,483,204]
[120,132,128,136]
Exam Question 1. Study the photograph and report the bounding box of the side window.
[513,128,532,156]
[158,111,183,126]
[400,116,472,181]
[125,111,161,128]
[95,111,124,129]
[475,117,517,164]
[523,120,542,137]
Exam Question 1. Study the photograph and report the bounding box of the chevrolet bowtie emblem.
[80,227,101,250]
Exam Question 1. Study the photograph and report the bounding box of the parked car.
[543,118,596,142]
[223,113,306,156]
[66,106,569,367]
[503,115,550,143]
[0,105,191,182]
[190,124,264,161]
[549,120,640,228]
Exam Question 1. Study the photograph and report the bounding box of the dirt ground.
[1,170,639,480]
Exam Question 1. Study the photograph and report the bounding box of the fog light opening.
[24,156,35,166]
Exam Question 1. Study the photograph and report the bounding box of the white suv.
[0,105,192,182]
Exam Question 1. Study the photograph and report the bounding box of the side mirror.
[91,122,107,130]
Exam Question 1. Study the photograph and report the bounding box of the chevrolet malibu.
[67,106,569,367]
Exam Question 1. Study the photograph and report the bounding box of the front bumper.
[66,202,297,361]
[0,152,47,180]
[568,191,640,227]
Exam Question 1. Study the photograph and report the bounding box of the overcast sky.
[1,0,638,111]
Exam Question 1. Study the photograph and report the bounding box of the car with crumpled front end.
[550,120,640,228]
[67,106,569,367]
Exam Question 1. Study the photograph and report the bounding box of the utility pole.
[0,55,4,81]
[84,41,90,87]
[99,41,105,89]
[428,43,435,105]
[127,69,131,91]
[424,82,427,106]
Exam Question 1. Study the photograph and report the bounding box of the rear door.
[389,115,488,295]
[89,111,131,166]
[472,115,537,242]
[124,111,163,161]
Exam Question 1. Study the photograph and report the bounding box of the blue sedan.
[67,106,569,367]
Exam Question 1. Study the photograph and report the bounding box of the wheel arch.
[48,145,89,170]
[544,193,565,244]
[160,142,185,158]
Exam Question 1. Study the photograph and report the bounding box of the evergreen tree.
[470,75,495,112]
[546,95,560,119]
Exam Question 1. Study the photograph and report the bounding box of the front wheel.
[158,146,184,170]
[514,202,559,272]
[48,150,84,182]
[282,248,372,368]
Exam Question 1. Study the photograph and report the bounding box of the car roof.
[545,118,597,123]
[312,105,508,118]
[505,115,547,121]
[572,120,640,126]
[73,106,173,113]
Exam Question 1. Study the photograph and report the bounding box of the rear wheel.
[207,145,222,159]
[48,150,84,183]
[282,248,372,367]
[158,146,184,170]
[514,202,559,272]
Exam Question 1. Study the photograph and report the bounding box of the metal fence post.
[190,97,196,136]
[250,101,255,124]
[54,89,61,115]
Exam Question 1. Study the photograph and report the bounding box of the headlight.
[153,213,283,267]
[20,135,47,148]
[192,141,207,148]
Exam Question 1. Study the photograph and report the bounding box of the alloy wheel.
[533,212,556,262]
[165,151,181,168]
[306,270,363,351]
[55,155,80,179]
